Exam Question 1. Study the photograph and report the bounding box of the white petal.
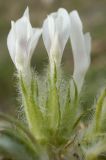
[7,21,16,64]
[84,32,91,68]
[23,7,30,19]
[7,8,39,72]
[55,8,70,53]
[42,16,55,54]
[16,16,32,42]
[70,10,91,93]
[23,7,32,40]
[50,33,61,65]
[49,33,61,77]
[43,8,70,59]
[15,42,27,71]
[14,17,33,71]
[28,28,42,60]
[48,16,55,42]
[84,32,91,56]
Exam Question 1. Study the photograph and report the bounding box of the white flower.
[70,10,91,94]
[7,7,42,72]
[42,8,70,74]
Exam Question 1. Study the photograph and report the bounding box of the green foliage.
[0,113,41,160]
[0,67,106,160]
[81,89,106,160]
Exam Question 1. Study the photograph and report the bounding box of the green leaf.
[0,128,40,160]
[0,113,43,156]
[93,89,106,132]
[0,113,37,146]
[83,140,106,160]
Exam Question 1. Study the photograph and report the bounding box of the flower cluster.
[0,5,104,160]
[7,7,91,94]
[6,8,103,160]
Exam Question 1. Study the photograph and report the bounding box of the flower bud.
[42,8,70,75]
[70,10,91,94]
[7,7,42,72]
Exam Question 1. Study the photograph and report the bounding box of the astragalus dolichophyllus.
[42,8,70,77]
[7,7,42,73]
[7,7,43,141]
[5,7,106,160]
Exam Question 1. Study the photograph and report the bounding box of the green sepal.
[46,64,61,136]
[59,86,72,139]
[94,89,106,132]
[71,77,78,105]
[19,73,46,141]
[60,86,81,141]
[30,72,38,104]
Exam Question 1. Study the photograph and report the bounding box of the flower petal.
[42,8,70,64]
[42,15,55,54]
[23,7,30,19]
[7,8,40,72]
[7,21,16,64]
[15,42,27,71]
[70,10,91,93]
[15,17,32,46]
[28,28,42,60]
[84,32,91,56]
[50,33,61,65]
[14,17,32,71]
[55,8,70,53]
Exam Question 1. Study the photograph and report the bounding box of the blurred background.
[0,0,106,116]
